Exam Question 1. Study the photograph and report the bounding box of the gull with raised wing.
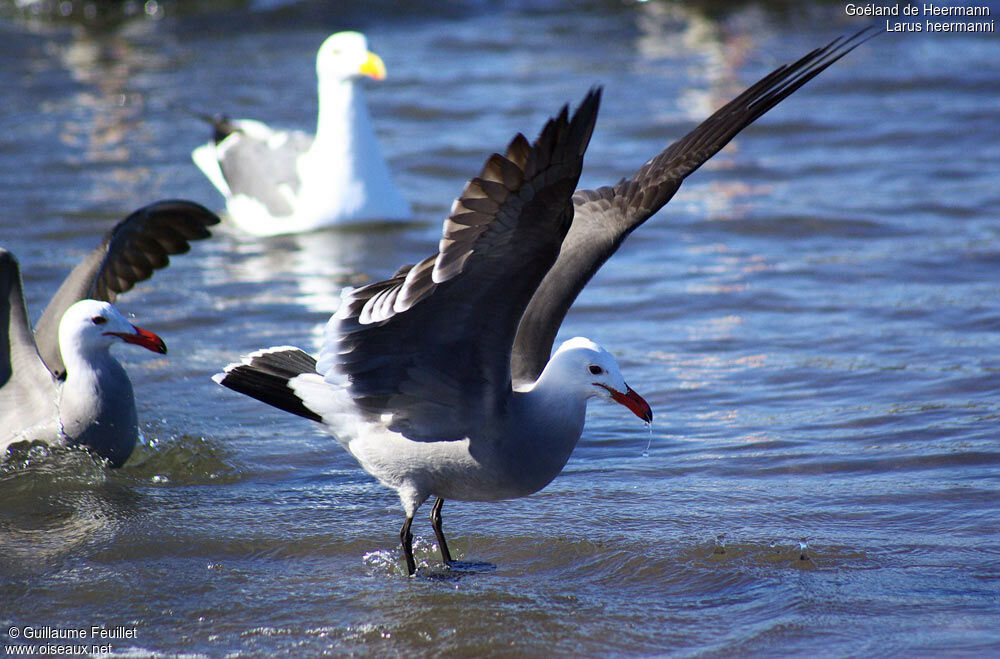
[214,31,877,574]
[1,200,219,466]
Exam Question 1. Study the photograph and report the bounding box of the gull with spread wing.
[2,201,218,466]
[214,31,876,574]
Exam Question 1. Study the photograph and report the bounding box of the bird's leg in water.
[400,516,416,575]
[430,497,453,563]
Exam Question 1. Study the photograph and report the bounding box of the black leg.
[399,516,416,576]
[429,497,453,563]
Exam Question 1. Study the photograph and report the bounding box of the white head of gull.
[191,30,411,236]
[214,29,878,575]
[1,200,217,467]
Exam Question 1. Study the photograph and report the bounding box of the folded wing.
[215,125,315,216]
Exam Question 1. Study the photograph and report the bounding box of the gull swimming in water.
[2,278,167,467]
[1,200,218,466]
[191,31,411,236]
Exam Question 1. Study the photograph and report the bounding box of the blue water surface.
[1,1,998,655]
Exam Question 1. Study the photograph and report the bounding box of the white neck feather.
[508,355,592,484]
[59,336,120,400]
[300,76,407,222]
[315,78,374,154]
[59,329,109,377]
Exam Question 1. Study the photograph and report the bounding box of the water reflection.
[2,0,167,26]
[46,17,181,205]
[632,1,761,122]
[0,447,140,572]
[205,221,426,318]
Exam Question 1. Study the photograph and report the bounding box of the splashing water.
[362,548,399,577]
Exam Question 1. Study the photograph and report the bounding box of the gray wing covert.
[1,250,58,442]
[218,129,314,216]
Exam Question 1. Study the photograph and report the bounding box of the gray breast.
[59,360,138,468]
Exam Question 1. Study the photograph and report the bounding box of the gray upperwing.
[326,89,602,441]
[511,28,882,385]
[33,200,220,378]
[1,250,59,445]
[217,128,314,217]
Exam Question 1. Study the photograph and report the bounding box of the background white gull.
[191,31,411,236]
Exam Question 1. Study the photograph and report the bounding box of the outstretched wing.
[511,28,881,384]
[33,200,220,378]
[1,250,58,442]
[319,89,602,441]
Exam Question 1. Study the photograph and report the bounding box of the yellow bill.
[359,51,387,81]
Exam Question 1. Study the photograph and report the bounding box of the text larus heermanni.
[1,200,219,466]
[213,31,876,575]
[191,31,411,237]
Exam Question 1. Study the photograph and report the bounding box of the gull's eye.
[589,365,603,375]
[91,316,107,325]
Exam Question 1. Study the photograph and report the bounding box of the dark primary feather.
[331,89,602,441]
[209,114,239,145]
[216,348,321,422]
[510,27,882,385]
[33,200,220,379]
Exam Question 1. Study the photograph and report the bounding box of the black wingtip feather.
[573,87,603,157]
[215,348,322,423]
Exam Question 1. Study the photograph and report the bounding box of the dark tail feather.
[172,103,240,144]
[214,347,322,422]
